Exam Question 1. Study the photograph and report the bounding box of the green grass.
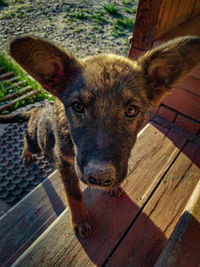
[115,17,134,31]
[9,0,25,3]
[74,27,85,33]
[0,54,24,77]
[122,1,133,6]
[70,11,87,20]
[0,54,54,114]
[103,3,120,16]
[123,39,130,56]
[124,8,137,14]
[112,17,134,37]
[0,0,8,6]
[66,10,106,25]
[92,25,104,33]
[1,11,16,19]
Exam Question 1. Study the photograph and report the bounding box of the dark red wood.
[128,0,163,59]
[162,87,200,122]
[107,142,200,267]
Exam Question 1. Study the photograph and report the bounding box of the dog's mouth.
[80,175,124,191]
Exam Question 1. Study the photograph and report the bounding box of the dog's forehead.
[76,54,141,102]
[83,53,137,85]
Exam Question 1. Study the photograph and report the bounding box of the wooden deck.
[1,116,199,267]
[0,0,199,265]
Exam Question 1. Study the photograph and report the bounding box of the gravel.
[0,0,138,58]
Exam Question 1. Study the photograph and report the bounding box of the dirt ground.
[0,0,138,58]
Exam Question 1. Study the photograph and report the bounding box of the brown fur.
[2,35,200,238]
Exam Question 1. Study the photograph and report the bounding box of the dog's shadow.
[75,186,167,266]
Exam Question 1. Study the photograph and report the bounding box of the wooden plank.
[177,75,200,97]
[0,171,66,266]
[191,65,200,80]
[162,87,200,122]
[155,0,196,40]
[155,179,200,267]
[0,72,14,81]
[191,0,200,18]
[129,0,200,58]
[5,80,27,91]
[1,86,32,101]
[3,76,20,84]
[107,141,200,267]
[155,15,200,43]
[129,0,162,52]
[0,89,41,113]
[12,123,187,267]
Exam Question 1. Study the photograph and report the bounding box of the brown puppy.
[4,36,200,238]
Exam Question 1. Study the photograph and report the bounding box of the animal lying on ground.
[0,35,200,238]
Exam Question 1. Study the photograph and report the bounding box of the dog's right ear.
[9,36,82,97]
[136,36,200,107]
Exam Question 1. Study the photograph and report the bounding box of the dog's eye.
[72,101,85,113]
[125,105,138,118]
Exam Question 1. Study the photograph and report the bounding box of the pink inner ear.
[52,62,64,83]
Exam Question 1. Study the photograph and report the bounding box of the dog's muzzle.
[84,161,116,187]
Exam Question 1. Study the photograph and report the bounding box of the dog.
[1,35,200,238]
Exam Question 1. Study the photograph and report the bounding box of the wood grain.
[155,179,200,266]
[12,123,187,267]
[155,15,200,42]
[155,0,197,39]
[130,0,162,51]
[129,0,200,59]
[191,0,200,18]
[162,87,200,122]
[107,141,200,267]
[0,171,66,266]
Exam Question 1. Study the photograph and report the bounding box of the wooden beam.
[128,0,163,59]
[0,72,14,81]
[154,15,200,43]
[1,86,32,101]
[155,173,200,266]
[191,0,200,18]
[0,89,41,113]
[155,0,197,40]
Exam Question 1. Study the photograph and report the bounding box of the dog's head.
[9,36,200,189]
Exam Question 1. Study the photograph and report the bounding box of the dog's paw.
[106,186,124,197]
[74,218,92,238]
[22,150,33,164]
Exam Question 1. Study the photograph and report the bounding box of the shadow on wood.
[54,186,167,266]
[155,212,200,267]
[152,121,200,169]
[42,177,65,217]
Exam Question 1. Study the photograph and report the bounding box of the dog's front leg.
[57,160,92,238]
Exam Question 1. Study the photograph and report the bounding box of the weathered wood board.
[155,0,197,39]
[12,123,187,267]
[155,180,200,267]
[106,141,200,266]
[0,171,66,266]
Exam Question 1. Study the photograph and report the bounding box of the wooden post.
[128,0,163,59]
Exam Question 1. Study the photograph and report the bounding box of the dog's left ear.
[9,36,82,97]
[137,36,200,106]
